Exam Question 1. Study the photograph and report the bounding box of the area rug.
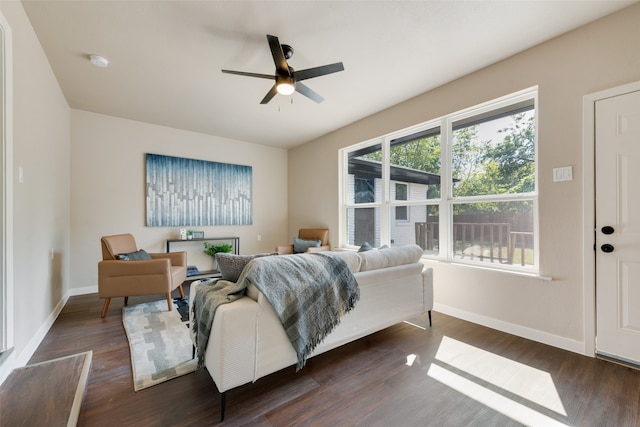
[122,300,197,391]
[173,296,189,322]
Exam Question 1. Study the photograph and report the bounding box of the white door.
[595,90,640,364]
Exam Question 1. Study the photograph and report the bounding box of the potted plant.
[203,242,234,270]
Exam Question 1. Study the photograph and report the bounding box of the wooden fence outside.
[415,220,533,266]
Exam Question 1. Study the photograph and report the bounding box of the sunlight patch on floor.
[421,336,570,425]
[406,354,418,366]
[427,364,569,427]
[434,336,567,416]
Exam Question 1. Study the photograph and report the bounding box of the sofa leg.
[124,296,129,306]
[192,344,195,360]
[166,293,173,311]
[428,310,432,327]
[100,298,111,318]
[220,392,226,422]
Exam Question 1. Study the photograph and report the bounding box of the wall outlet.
[257,234,262,241]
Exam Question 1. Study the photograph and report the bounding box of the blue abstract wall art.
[146,153,252,227]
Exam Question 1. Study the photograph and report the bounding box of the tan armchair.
[275,228,331,255]
[98,234,187,318]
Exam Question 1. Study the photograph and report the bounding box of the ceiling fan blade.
[260,85,278,104]
[295,82,324,103]
[221,69,274,80]
[267,34,290,76]
[294,62,344,81]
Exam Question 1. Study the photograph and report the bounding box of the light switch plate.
[553,166,573,182]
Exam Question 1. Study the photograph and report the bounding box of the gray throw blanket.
[238,252,359,370]
[191,278,246,369]
[191,252,359,372]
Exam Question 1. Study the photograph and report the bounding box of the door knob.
[601,244,614,253]
[601,226,615,235]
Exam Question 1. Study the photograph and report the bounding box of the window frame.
[340,87,539,273]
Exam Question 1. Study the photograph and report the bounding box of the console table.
[166,236,239,280]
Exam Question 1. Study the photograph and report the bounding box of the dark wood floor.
[28,285,640,427]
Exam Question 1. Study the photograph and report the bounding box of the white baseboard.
[15,295,69,367]
[2,286,97,386]
[68,285,98,296]
[434,303,588,356]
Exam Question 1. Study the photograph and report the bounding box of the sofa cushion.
[216,252,277,282]
[293,237,321,253]
[357,244,423,272]
[329,251,361,273]
[116,249,152,261]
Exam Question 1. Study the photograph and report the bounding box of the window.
[394,183,408,221]
[341,88,538,271]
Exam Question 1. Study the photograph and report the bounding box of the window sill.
[422,257,553,281]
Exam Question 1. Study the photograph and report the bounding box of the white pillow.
[358,244,423,271]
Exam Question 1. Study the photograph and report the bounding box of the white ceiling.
[22,0,635,149]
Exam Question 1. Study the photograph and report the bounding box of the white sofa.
[189,244,433,420]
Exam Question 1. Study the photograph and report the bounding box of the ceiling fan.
[221,34,344,104]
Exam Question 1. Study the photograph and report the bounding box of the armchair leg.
[428,310,432,327]
[178,284,185,299]
[101,298,111,318]
[166,293,173,311]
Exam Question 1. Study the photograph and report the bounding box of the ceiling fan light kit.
[222,34,344,104]
[276,75,295,95]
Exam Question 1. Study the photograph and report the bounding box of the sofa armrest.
[306,245,331,253]
[275,244,294,255]
[189,280,260,392]
[150,251,187,267]
[275,244,331,254]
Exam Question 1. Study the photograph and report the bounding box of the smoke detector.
[89,54,109,68]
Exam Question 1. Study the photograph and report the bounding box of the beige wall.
[1,0,70,371]
[70,110,288,291]
[288,5,640,353]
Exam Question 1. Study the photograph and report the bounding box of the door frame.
[0,10,14,382]
[582,80,640,357]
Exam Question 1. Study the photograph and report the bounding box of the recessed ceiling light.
[89,54,109,68]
